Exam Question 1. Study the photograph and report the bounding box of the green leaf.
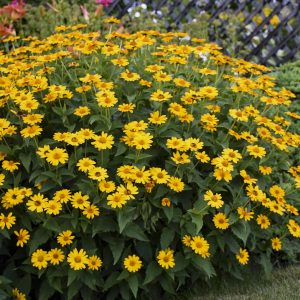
[117,207,135,233]
[123,223,149,241]
[144,261,162,284]
[127,275,139,298]
[104,272,120,291]
[190,213,204,234]
[67,269,78,287]
[19,152,31,173]
[29,227,51,255]
[160,228,175,249]
[231,222,250,246]
[39,279,56,300]
[43,218,60,233]
[160,275,175,294]
[109,240,125,265]
[260,253,272,279]
[163,206,174,223]
[92,216,118,237]
[67,281,81,300]
[115,143,127,156]
[192,256,216,278]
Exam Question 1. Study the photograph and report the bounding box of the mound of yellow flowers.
[0,23,299,299]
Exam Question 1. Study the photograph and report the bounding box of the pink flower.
[80,5,89,22]
[96,0,113,7]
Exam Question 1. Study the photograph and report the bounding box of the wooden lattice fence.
[107,0,300,66]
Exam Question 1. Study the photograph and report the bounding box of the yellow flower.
[236,248,249,265]
[182,235,192,247]
[237,207,254,221]
[111,57,129,67]
[195,151,210,163]
[77,157,96,173]
[204,190,224,208]
[198,86,218,100]
[53,189,72,203]
[150,89,172,102]
[67,248,89,270]
[88,167,108,182]
[213,213,230,230]
[2,160,20,172]
[14,228,30,247]
[287,219,300,238]
[150,168,170,184]
[31,249,49,270]
[124,254,142,272]
[222,148,242,163]
[92,132,114,150]
[153,71,172,82]
[12,288,26,300]
[246,145,266,158]
[47,248,65,265]
[133,132,153,150]
[45,200,62,215]
[0,212,16,230]
[259,165,272,175]
[256,214,270,229]
[167,176,184,192]
[190,236,210,258]
[120,70,141,81]
[88,255,103,270]
[107,192,128,209]
[271,237,282,251]
[99,180,116,193]
[82,204,100,219]
[20,125,42,138]
[22,113,44,125]
[74,106,90,117]
[161,197,171,207]
[46,148,69,166]
[71,192,90,209]
[57,230,75,247]
[27,193,48,213]
[157,248,175,269]
[148,111,167,125]
[118,103,136,113]
[171,151,191,164]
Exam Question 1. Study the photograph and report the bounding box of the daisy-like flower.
[0,212,16,229]
[190,236,210,258]
[157,248,175,269]
[246,145,266,159]
[88,255,103,270]
[124,254,142,272]
[14,228,30,247]
[256,214,270,229]
[47,248,65,265]
[67,248,89,270]
[204,190,224,209]
[31,249,48,270]
[107,192,128,209]
[120,70,140,81]
[271,237,282,251]
[82,204,100,219]
[213,213,230,230]
[77,157,96,173]
[236,248,249,265]
[57,230,75,247]
[45,148,69,166]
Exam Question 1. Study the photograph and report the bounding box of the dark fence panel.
[107,0,300,66]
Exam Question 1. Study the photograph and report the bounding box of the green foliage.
[271,60,300,95]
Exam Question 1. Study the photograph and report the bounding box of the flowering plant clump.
[0,23,300,299]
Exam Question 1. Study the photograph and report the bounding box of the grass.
[184,264,300,300]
